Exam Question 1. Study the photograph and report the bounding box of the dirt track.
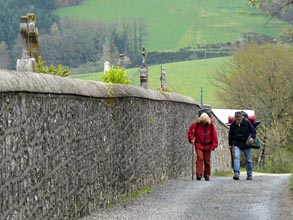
[82,172,293,220]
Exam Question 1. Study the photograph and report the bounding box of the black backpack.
[241,110,261,129]
[198,108,212,117]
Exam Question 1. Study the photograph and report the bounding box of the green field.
[70,56,231,107]
[59,0,291,107]
[55,0,292,51]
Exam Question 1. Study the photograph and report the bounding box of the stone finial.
[160,66,168,90]
[119,54,125,69]
[139,47,148,89]
[104,61,110,73]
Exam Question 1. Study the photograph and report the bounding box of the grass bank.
[69,56,230,107]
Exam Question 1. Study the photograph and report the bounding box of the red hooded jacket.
[188,120,218,151]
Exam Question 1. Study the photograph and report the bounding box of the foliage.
[0,42,11,68]
[70,56,231,106]
[247,0,264,7]
[2,0,293,70]
[248,0,293,23]
[0,0,58,48]
[36,56,70,77]
[55,0,82,8]
[35,18,144,71]
[248,0,293,8]
[261,149,293,173]
[101,67,131,84]
[212,43,293,169]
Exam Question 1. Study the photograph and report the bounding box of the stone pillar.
[160,66,168,90]
[139,47,148,89]
[119,54,125,69]
[16,58,36,72]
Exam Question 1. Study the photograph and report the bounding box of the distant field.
[54,0,292,51]
[70,56,231,107]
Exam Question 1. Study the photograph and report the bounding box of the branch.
[265,0,293,25]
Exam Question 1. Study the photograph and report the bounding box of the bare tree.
[0,41,11,69]
[212,43,293,170]
[248,0,293,23]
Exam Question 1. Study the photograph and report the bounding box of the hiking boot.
[204,176,210,181]
[247,175,252,180]
[196,176,202,181]
[233,175,239,180]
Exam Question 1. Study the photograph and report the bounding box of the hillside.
[70,56,231,107]
[55,0,292,52]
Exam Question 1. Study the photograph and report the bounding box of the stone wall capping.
[0,69,197,105]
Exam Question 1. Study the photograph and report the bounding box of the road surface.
[82,173,293,220]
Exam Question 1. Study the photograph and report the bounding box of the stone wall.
[0,70,230,220]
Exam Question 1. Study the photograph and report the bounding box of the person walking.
[228,111,256,180]
[188,112,218,181]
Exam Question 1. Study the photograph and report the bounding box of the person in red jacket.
[188,112,218,181]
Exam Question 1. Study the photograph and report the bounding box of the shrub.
[36,56,70,77]
[101,67,131,84]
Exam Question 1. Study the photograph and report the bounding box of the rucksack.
[241,111,261,129]
[198,108,212,117]
[227,110,261,129]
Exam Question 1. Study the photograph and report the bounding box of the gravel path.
[82,173,293,220]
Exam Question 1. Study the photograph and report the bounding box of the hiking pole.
[191,144,195,180]
[230,146,234,170]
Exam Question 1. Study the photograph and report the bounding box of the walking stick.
[191,144,195,180]
[230,146,234,170]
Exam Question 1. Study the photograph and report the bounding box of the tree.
[212,43,293,171]
[0,0,58,49]
[36,17,147,72]
[0,41,11,68]
[248,0,293,23]
[248,0,293,7]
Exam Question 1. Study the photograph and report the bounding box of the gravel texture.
[81,172,293,220]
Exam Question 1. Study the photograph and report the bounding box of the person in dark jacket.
[188,113,218,181]
[228,111,256,180]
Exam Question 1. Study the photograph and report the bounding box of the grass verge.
[213,170,233,177]
[120,186,153,203]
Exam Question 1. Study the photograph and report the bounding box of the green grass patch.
[213,170,233,177]
[54,0,292,51]
[120,186,153,203]
[69,56,231,107]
